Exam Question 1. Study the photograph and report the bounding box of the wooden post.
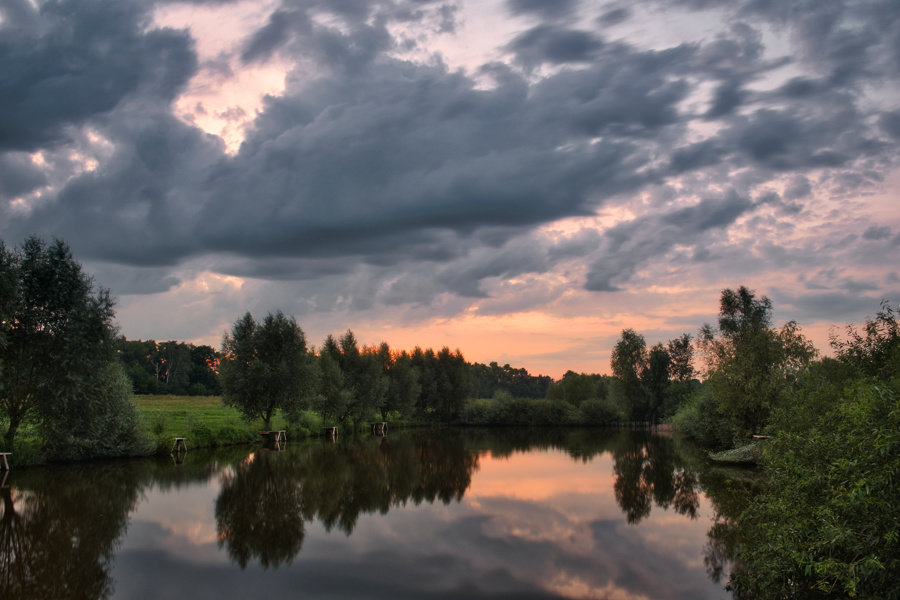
[0,452,10,471]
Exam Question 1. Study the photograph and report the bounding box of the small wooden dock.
[0,452,10,471]
[323,426,338,440]
[371,422,388,435]
[171,437,187,453]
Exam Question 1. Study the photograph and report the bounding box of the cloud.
[506,0,579,21]
[585,192,753,292]
[863,225,892,241]
[0,0,196,152]
[506,25,603,70]
[0,0,898,368]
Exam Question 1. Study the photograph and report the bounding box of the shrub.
[731,381,900,598]
[579,397,622,425]
[671,387,734,449]
[188,416,215,447]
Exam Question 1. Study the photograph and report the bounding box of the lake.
[0,428,748,599]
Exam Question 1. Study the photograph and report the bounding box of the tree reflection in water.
[0,429,757,596]
[0,462,149,600]
[215,451,306,569]
[214,430,480,569]
[611,432,700,524]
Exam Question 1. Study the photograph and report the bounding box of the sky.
[1,0,899,378]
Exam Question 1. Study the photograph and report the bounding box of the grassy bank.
[134,395,323,454]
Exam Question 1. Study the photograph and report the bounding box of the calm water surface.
[1,429,747,599]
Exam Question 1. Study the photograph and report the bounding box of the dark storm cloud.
[19,106,225,266]
[0,0,196,152]
[506,25,603,70]
[880,111,900,140]
[863,225,892,241]
[240,0,453,65]
[190,41,682,264]
[0,153,47,197]
[597,7,631,27]
[506,0,579,21]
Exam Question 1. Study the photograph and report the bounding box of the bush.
[462,399,493,425]
[216,424,256,446]
[731,381,900,598]
[43,362,153,460]
[188,416,215,447]
[671,387,735,449]
[579,397,622,425]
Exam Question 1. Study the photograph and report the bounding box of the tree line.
[117,338,222,396]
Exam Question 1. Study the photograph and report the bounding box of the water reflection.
[215,431,479,568]
[216,451,306,569]
[0,429,751,599]
[0,461,148,599]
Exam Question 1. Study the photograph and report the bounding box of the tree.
[729,303,900,597]
[831,301,900,380]
[378,345,420,420]
[611,329,649,421]
[188,344,221,395]
[642,343,671,425]
[312,339,351,427]
[667,333,694,382]
[435,347,471,420]
[0,237,145,455]
[157,340,191,393]
[698,286,816,441]
[219,311,312,430]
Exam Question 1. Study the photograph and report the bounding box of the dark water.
[0,429,750,599]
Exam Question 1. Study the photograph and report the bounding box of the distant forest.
[117,336,553,401]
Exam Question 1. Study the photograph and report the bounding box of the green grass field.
[134,395,316,453]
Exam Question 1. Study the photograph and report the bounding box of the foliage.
[409,346,471,421]
[831,301,900,380]
[731,381,900,599]
[311,341,351,427]
[219,311,314,430]
[577,396,624,425]
[117,338,222,395]
[41,362,152,460]
[729,304,900,598]
[0,237,147,457]
[470,361,552,399]
[379,345,420,420]
[333,331,389,425]
[668,333,695,382]
[461,392,616,426]
[546,371,615,407]
[696,286,816,442]
[671,385,736,449]
[609,329,698,424]
[611,328,649,420]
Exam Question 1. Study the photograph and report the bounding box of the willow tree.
[219,311,313,430]
[0,237,146,457]
[699,286,816,441]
